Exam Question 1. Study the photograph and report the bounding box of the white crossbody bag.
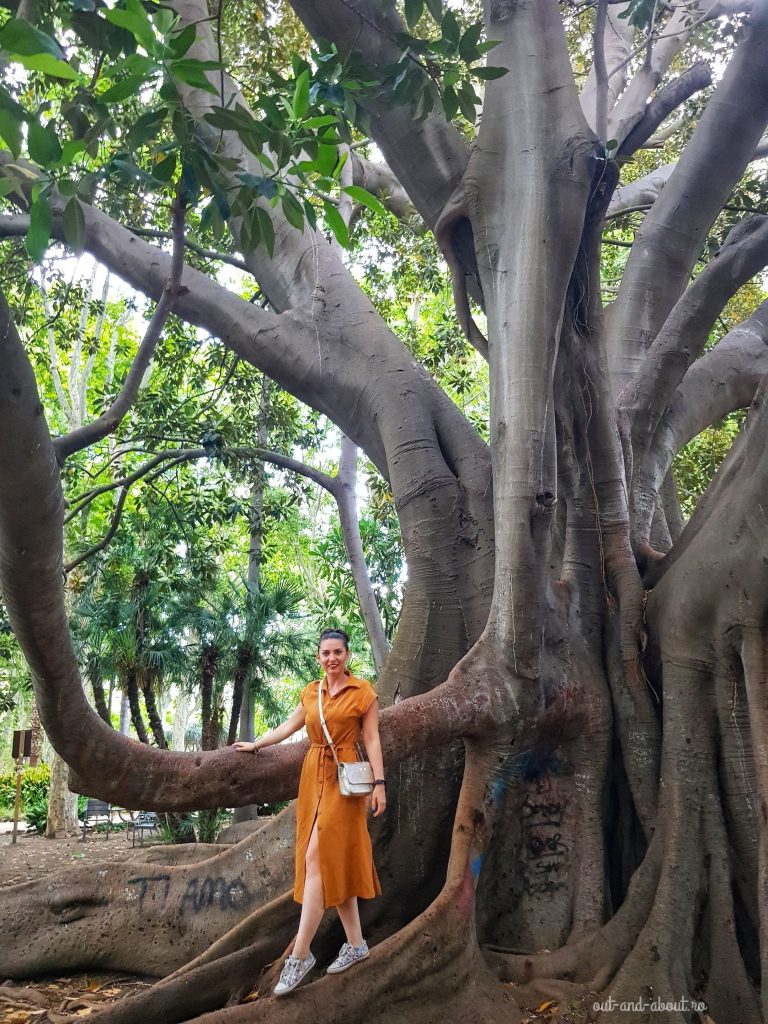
[317,682,375,797]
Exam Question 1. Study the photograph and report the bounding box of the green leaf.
[301,114,338,130]
[404,0,424,29]
[104,0,156,52]
[168,23,196,58]
[100,73,148,103]
[170,58,219,93]
[342,184,388,218]
[323,201,349,248]
[28,121,62,166]
[26,195,52,261]
[0,110,22,158]
[17,53,79,80]
[281,190,305,231]
[153,152,177,181]
[442,84,458,121]
[109,156,157,184]
[62,195,86,255]
[303,197,317,231]
[129,107,167,146]
[458,21,483,62]
[0,19,63,57]
[425,0,442,22]
[473,65,508,80]
[293,69,310,119]
[254,206,274,257]
[60,138,87,164]
[316,142,337,178]
[457,80,477,123]
[203,105,259,132]
[441,10,460,47]
[200,197,224,238]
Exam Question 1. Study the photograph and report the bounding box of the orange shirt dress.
[294,674,382,908]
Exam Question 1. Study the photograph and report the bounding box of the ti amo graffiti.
[179,876,253,916]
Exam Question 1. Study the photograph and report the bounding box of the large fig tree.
[1,0,768,1021]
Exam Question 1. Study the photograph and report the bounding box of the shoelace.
[280,956,305,984]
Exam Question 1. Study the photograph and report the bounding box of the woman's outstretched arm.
[232,703,307,752]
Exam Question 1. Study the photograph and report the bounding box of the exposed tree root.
[0,806,297,978]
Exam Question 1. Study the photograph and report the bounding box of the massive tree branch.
[620,215,768,548]
[618,61,712,157]
[653,299,768,487]
[609,5,768,390]
[623,215,768,441]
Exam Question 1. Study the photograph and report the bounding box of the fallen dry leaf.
[2,1011,30,1024]
[536,1001,557,1013]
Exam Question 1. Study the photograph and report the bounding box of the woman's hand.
[232,741,258,752]
[370,784,386,817]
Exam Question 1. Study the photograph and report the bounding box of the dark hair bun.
[318,628,350,650]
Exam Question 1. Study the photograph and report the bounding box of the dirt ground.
[0,830,161,1024]
[0,829,144,891]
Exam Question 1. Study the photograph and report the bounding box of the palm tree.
[222,578,315,746]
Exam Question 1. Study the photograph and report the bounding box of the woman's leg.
[292,818,325,959]
[335,896,364,947]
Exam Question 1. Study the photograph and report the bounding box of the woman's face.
[317,638,350,676]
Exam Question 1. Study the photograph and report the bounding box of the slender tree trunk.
[118,691,130,735]
[28,696,41,767]
[143,677,168,749]
[227,651,250,747]
[233,379,269,823]
[45,749,78,838]
[238,375,270,748]
[335,433,389,672]
[91,675,111,725]
[200,646,220,751]
[125,669,149,744]
[171,688,192,750]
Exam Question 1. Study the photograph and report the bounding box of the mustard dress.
[293,674,382,908]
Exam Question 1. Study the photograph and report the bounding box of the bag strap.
[317,682,341,767]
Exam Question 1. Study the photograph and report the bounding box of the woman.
[233,627,386,996]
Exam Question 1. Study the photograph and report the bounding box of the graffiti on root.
[520,791,568,896]
[126,874,253,915]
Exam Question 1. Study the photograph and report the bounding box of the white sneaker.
[274,951,316,996]
[326,941,369,974]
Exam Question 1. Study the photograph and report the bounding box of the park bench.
[126,810,159,847]
[80,799,113,840]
